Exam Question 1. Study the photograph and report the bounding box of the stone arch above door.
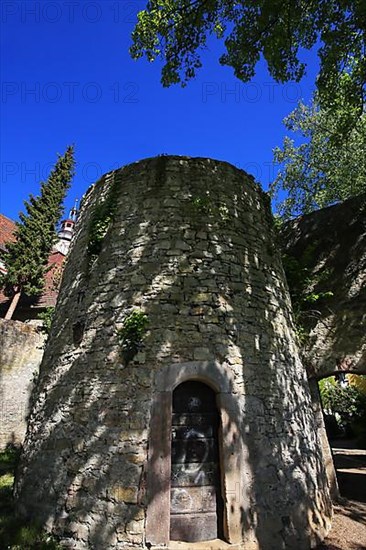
[155,360,234,393]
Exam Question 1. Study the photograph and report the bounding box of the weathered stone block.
[109,485,138,504]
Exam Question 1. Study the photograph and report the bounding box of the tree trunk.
[4,288,22,320]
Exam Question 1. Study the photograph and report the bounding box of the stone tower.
[16,156,332,549]
[54,203,78,256]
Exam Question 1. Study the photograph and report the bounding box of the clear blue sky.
[0,0,320,221]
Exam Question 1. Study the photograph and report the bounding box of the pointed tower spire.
[55,199,79,255]
[69,199,79,222]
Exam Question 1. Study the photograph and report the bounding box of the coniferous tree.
[1,146,75,319]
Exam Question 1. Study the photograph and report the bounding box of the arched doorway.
[316,373,366,502]
[170,381,224,542]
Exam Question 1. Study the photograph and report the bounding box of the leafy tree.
[271,80,366,218]
[130,0,366,127]
[319,376,366,437]
[0,146,75,320]
[348,374,366,395]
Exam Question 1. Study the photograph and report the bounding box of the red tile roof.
[0,214,16,251]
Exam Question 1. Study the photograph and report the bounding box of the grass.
[0,447,61,549]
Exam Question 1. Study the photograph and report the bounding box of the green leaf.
[130,0,366,126]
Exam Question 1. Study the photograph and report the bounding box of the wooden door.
[170,381,223,542]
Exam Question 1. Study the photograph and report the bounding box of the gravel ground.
[318,499,366,550]
[317,445,366,550]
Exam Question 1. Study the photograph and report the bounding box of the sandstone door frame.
[145,361,247,547]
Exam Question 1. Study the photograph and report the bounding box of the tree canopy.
[271,79,366,218]
[130,0,366,129]
[1,146,75,319]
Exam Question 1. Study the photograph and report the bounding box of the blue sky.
[1,0,320,221]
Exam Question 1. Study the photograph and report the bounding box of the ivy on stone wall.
[117,309,149,364]
[87,176,120,264]
[188,191,231,226]
[281,241,334,342]
[37,307,55,335]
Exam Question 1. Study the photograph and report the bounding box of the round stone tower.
[16,156,332,549]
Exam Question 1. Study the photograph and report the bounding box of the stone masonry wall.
[281,194,366,379]
[16,157,332,549]
[0,319,45,450]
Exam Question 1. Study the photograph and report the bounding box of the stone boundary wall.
[0,319,46,450]
[281,194,366,379]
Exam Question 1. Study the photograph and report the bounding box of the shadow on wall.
[0,319,45,451]
[280,194,366,380]
[15,157,331,549]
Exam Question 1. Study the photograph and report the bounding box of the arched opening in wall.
[317,372,366,503]
[170,380,224,542]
